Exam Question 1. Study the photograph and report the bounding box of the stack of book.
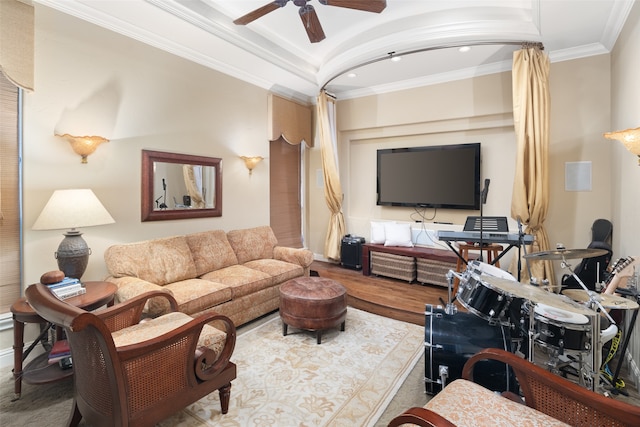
[47,277,86,299]
[48,339,71,365]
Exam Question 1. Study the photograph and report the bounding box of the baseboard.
[0,341,46,371]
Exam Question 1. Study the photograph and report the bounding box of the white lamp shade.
[32,189,115,231]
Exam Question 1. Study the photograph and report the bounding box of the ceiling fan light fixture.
[234,0,387,43]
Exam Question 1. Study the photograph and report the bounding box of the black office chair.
[561,219,613,291]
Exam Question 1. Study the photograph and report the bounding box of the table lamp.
[32,189,115,279]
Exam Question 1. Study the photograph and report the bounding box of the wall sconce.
[604,127,640,165]
[240,156,264,175]
[56,133,109,163]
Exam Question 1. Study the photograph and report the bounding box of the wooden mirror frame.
[141,149,222,221]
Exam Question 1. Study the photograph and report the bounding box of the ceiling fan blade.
[299,5,325,43]
[233,2,282,25]
[320,0,386,14]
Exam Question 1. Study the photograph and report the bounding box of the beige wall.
[609,0,640,385]
[23,5,271,286]
[0,5,272,353]
[307,55,612,282]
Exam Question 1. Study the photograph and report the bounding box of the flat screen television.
[376,143,481,209]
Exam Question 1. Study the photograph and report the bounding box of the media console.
[362,243,467,287]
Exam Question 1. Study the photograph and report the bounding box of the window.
[270,138,302,248]
[0,72,21,313]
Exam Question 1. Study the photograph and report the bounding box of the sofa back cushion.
[227,226,278,264]
[186,230,239,277]
[104,236,197,285]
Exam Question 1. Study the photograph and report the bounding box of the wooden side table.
[11,280,117,399]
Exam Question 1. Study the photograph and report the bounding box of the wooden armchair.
[26,283,237,427]
[388,348,640,427]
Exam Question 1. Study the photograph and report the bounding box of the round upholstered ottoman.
[279,277,347,344]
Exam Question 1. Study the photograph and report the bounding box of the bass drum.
[424,304,517,395]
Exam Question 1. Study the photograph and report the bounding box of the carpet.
[171,307,424,427]
[1,308,425,427]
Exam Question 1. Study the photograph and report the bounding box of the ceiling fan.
[233,0,387,43]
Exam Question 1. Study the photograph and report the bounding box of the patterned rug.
[164,307,424,427]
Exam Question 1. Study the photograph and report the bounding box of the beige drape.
[182,165,205,208]
[0,0,34,91]
[510,46,555,287]
[317,91,345,261]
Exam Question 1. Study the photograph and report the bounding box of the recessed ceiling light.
[390,55,402,62]
[459,46,471,53]
[347,72,357,78]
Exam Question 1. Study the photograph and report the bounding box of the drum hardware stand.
[559,257,610,392]
[516,216,533,283]
[444,270,459,315]
[605,287,639,396]
[477,178,490,261]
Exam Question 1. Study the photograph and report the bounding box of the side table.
[11,280,117,399]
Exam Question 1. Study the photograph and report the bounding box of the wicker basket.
[371,251,416,282]
[417,258,456,287]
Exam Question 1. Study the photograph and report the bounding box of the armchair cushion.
[111,311,228,358]
[425,379,569,427]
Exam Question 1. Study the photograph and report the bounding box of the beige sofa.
[104,226,314,326]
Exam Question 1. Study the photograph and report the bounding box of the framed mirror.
[141,149,222,221]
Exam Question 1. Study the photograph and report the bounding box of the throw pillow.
[384,222,414,247]
[370,221,391,244]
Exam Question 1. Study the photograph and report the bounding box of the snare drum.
[532,303,591,352]
[457,261,516,325]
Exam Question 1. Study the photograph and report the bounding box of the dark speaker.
[341,235,364,270]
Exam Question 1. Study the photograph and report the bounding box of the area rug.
[170,307,424,427]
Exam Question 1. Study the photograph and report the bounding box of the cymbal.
[524,248,609,261]
[562,289,639,310]
[480,275,594,316]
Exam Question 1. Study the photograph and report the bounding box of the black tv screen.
[376,143,481,209]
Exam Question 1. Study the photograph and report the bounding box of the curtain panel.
[317,91,345,261]
[510,46,554,286]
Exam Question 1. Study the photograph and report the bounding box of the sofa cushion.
[200,265,272,299]
[186,230,239,277]
[109,276,173,316]
[227,226,278,264]
[244,259,304,284]
[104,236,197,286]
[164,279,233,315]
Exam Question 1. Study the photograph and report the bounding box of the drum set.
[443,247,639,393]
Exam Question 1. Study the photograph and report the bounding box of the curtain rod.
[320,40,544,93]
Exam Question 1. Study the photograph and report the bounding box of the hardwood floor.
[310,260,453,326]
